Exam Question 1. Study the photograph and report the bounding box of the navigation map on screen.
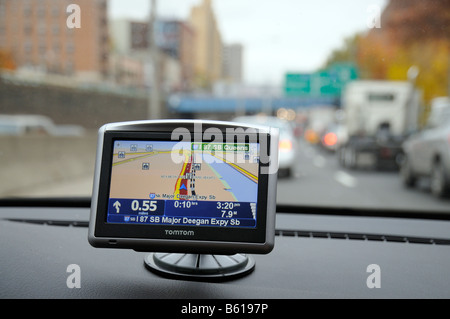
[107,140,260,229]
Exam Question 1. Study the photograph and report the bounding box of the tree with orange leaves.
[326,0,449,107]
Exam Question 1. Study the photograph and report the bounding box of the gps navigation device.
[88,120,278,280]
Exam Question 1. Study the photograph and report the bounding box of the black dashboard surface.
[1,206,450,299]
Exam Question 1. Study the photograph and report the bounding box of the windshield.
[0,0,449,215]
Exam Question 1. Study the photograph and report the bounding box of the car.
[0,114,55,136]
[233,115,298,177]
[303,107,337,146]
[401,98,450,198]
[0,114,85,136]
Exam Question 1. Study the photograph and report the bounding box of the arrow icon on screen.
[113,201,121,213]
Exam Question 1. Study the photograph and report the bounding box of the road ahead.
[13,139,450,215]
[277,140,450,213]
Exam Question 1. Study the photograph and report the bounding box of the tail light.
[304,129,319,144]
[323,132,338,147]
[279,139,293,152]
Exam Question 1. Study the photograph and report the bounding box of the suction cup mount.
[144,253,255,282]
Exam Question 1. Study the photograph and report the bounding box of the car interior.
[1,0,450,303]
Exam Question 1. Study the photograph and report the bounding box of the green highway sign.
[284,63,358,97]
[285,73,311,96]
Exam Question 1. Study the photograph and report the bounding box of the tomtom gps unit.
[89,120,278,280]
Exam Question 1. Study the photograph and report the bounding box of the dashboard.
[1,201,450,300]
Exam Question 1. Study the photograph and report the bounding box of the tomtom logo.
[165,229,195,236]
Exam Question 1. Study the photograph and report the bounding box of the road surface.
[277,140,450,213]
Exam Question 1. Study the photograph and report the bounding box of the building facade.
[223,44,243,83]
[155,19,195,91]
[0,0,109,81]
[110,18,196,92]
[189,0,223,88]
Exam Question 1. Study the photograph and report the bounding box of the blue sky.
[109,0,387,86]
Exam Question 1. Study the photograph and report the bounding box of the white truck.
[338,80,421,170]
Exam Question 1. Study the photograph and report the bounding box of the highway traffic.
[278,138,450,213]
[10,133,449,216]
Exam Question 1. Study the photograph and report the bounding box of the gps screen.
[107,140,260,229]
